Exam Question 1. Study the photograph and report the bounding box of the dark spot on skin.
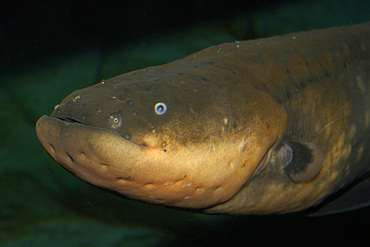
[140,142,148,148]
[287,92,291,99]
[325,70,330,77]
[300,82,306,88]
[199,77,208,82]
[344,62,350,69]
[164,149,167,152]
[284,142,313,174]
[286,69,290,74]
[206,60,216,65]
[127,99,134,106]
[305,60,310,66]
[255,83,267,91]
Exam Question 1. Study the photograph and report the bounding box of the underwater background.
[1,0,369,246]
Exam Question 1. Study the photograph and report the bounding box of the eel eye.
[109,113,123,129]
[154,102,167,115]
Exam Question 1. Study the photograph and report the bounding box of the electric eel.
[36,22,369,215]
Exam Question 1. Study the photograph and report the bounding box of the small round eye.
[154,102,167,115]
[109,113,122,129]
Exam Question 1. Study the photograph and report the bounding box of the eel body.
[36,22,369,215]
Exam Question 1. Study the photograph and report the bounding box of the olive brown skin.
[36,22,369,215]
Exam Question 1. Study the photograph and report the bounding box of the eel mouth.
[35,115,258,210]
[53,116,132,141]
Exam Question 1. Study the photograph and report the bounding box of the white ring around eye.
[154,102,167,115]
[109,113,122,129]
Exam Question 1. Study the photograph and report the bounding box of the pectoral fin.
[277,142,324,182]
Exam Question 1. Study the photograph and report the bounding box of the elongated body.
[36,22,369,214]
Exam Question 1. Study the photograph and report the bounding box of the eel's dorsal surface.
[36,22,369,215]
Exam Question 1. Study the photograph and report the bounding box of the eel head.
[36,68,287,212]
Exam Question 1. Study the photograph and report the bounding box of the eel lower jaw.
[35,116,262,211]
[35,116,186,204]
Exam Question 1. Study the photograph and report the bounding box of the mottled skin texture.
[36,22,369,214]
